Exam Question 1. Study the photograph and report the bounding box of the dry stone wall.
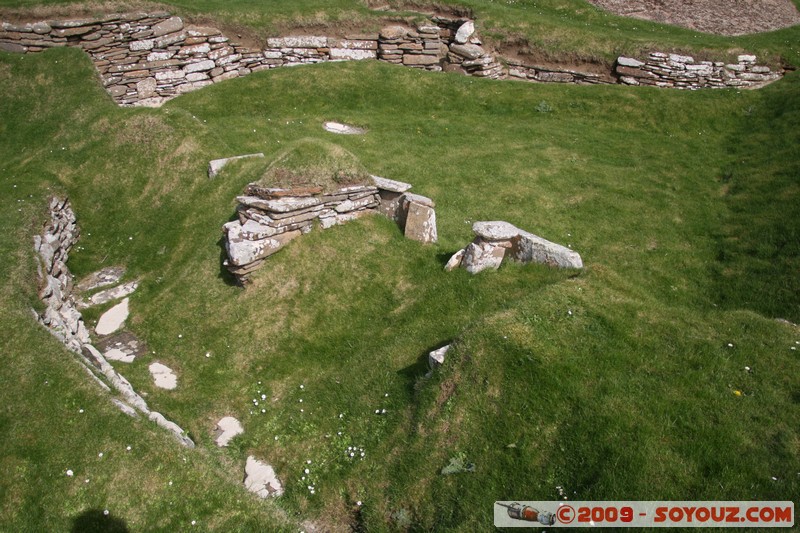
[616,53,781,89]
[224,175,437,281]
[1,11,784,107]
[34,197,194,447]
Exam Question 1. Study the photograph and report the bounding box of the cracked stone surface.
[95,297,129,336]
[149,362,177,390]
[214,416,244,447]
[244,456,283,497]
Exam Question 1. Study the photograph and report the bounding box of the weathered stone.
[473,220,519,241]
[429,344,450,368]
[105,347,135,363]
[208,152,264,178]
[334,195,378,213]
[236,195,321,213]
[154,30,187,48]
[53,26,96,37]
[155,69,185,81]
[95,297,129,336]
[149,362,177,390]
[449,43,484,60]
[184,59,215,73]
[136,77,157,97]
[179,42,211,55]
[31,22,51,34]
[379,26,407,40]
[403,201,437,244]
[266,36,327,48]
[0,42,26,53]
[444,248,465,272]
[461,240,506,274]
[738,54,757,63]
[372,175,411,193]
[129,39,154,51]
[215,416,244,447]
[77,281,139,309]
[454,21,475,44]
[75,266,125,291]
[330,48,376,60]
[244,456,283,498]
[151,16,183,38]
[510,230,582,269]
[402,192,435,208]
[185,72,209,82]
[226,228,301,266]
[323,121,367,135]
[319,209,372,229]
[617,56,644,68]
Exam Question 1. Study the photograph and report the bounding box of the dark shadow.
[396,341,453,397]
[72,509,129,533]
[217,210,243,287]
[435,250,461,268]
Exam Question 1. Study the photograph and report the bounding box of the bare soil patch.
[586,0,800,36]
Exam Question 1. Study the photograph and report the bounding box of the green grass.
[1,3,799,530]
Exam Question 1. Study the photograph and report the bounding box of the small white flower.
[103,510,109,516]
[85,479,90,483]
[300,409,304,413]
[300,385,304,389]
[357,501,362,506]
[178,334,183,339]
[98,452,103,458]
[66,469,74,477]
[169,481,173,486]
[126,446,131,451]
[261,409,266,413]
[261,394,266,400]
[381,409,386,414]
[79,409,84,414]
[299,399,303,403]
[375,409,379,414]
[274,436,279,440]
[307,460,311,464]
[727,343,734,347]
[205,352,211,358]
[304,468,310,474]
[384,393,389,397]
[339,413,343,418]
[191,520,196,526]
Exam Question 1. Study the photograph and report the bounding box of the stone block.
[403,201,437,244]
[151,16,183,37]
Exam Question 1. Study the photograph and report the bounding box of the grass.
[0,2,799,531]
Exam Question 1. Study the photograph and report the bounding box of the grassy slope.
[0,2,799,531]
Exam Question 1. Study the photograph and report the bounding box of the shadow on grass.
[72,509,129,533]
[397,341,453,397]
[217,211,243,287]
[435,250,460,268]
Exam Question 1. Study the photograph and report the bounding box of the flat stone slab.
[208,153,264,178]
[95,297,129,336]
[323,121,367,135]
[105,347,135,363]
[244,456,283,497]
[149,362,177,390]
[214,416,244,447]
[429,344,451,368]
[473,221,519,241]
[371,175,412,193]
[77,280,138,309]
[75,266,125,292]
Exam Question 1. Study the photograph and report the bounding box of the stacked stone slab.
[378,24,445,71]
[33,197,194,447]
[1,12,783,106]
[506,61,608,85]
[616,53,781,89]
[445,221,583,274]
[224,176,437,281]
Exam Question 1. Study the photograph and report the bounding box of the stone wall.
[34,197,194,447]
[616,53,781,89]
[0,11,784,107]
[224,175,437,281]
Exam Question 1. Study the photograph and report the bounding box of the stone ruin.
[223,175,437,281]
[446,221,583,274]
[33,197,194,447]
[0,11,783,107]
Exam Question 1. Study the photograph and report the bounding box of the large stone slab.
[403,201,437,244]
[77,281,138,309]
[323,121,367,135]
[214,416,244,447]
[76,266,125,292]
[454,21,475,44]
[208,153,265,178]
[511,231,583,269]
[149,362,177,390]
[449,43,484,60]
[225,227,301,266]
[244,456,283,497]
[473,221,518,241]
[95,297,129,335]
[152,16,183,37]
[371,175,412,193]
[236,195,321,213]
[329,48,376,61]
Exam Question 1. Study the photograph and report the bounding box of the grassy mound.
[257,138,371,193]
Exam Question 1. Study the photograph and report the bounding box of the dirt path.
[585,0,800,36]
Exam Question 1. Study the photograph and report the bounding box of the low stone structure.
[1,11,782,107]
[446,221,583,274]
[33,197,194,447]
[615,53,781,89]
[223,175,437,281]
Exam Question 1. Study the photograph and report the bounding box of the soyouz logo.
[493,501,794,528]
